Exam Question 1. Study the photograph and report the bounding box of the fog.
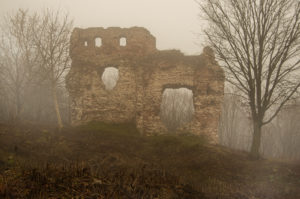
[0,0,203,55]
[0,0,300,198]
[0,0,299,161]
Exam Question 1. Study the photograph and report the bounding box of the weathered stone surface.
[66,27,224,143]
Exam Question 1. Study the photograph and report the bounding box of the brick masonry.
[66,27,224,143]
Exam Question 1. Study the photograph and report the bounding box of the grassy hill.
[0,122,299,198]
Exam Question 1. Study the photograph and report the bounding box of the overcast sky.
[0,0,205,55]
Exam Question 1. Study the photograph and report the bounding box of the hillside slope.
[0,122,299,198]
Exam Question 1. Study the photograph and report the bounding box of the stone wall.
[66,27,224,142]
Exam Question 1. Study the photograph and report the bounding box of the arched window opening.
[120,37,127,46]
[101,67,119,90]
[84,41,88,46]
[160,88,195,131]
[95,37,102,47]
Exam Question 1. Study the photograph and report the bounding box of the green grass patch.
[77,121,139,136]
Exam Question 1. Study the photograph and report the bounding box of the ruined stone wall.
[66,27,224,142]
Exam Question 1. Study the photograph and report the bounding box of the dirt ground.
[0,122,299,198]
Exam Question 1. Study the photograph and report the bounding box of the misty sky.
[0,0,205,55]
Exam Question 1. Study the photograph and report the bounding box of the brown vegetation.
[0,122,299,198]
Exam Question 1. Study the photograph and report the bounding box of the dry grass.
[0,122,299,198]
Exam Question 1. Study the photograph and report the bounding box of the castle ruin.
[66,27,224,142]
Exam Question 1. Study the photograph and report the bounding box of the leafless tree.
[31,9,73,130]
[198,0,300,158]
[0,9,38,121]
[0,9,72,127]
[160,88,195,131]
[219,93,300,160]
[261,101,300,159]
[219,92,252,151]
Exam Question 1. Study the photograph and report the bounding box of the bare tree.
[261,101,300,160]
[219,92,300,160]
[198,0,300,158]
[32,9,73,130]
[0,9,72,126]
[219,92,252,151]
[160,88,195,131]
[0,9,38,121]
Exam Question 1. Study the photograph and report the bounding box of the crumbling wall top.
[70,27,157,61]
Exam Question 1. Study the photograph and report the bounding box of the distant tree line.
[219,90,300,160]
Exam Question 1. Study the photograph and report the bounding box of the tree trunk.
[250,120,262,159]
[52,85,63,131]
[14,89,21,122]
